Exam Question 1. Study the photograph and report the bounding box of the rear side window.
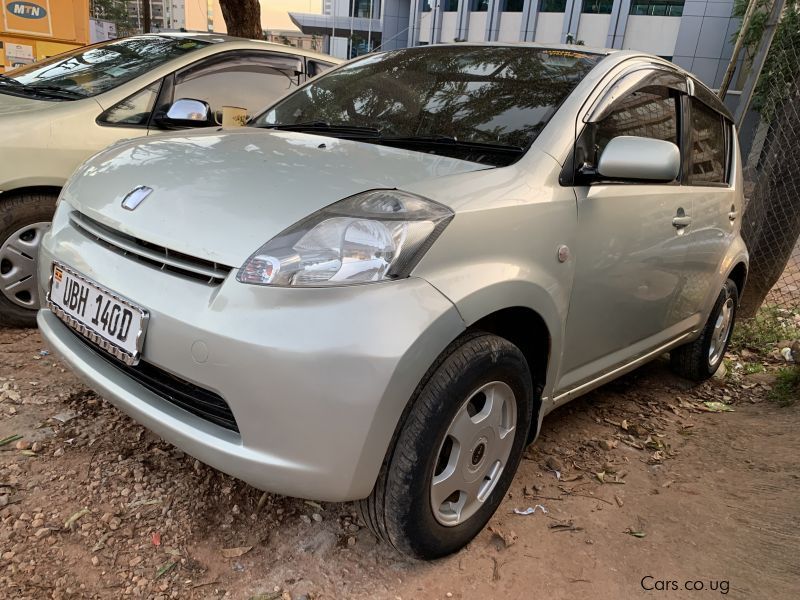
[595,87,678,159]
[689,98,726,185]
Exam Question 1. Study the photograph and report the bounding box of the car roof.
[393,41,615,56]
[134,32,342,64]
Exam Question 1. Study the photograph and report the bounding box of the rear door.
[678,90,738,318]
[557,70,694,394]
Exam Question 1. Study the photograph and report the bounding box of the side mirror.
[597,136,680,182]
[155,98,213,128]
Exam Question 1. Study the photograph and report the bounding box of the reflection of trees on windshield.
[267,47,599,148]
[9,37,209,98]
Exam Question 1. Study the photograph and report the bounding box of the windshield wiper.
[377,135,525,155]
[263,121,381,137]
[0,75,25,88]
[26,85,86,99]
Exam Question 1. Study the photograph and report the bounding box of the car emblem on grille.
[121,186,153,211]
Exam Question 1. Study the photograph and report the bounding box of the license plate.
[48,262,149,365]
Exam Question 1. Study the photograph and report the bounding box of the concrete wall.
[498,11,523,42]
[535,12,564,44]
[623,15,682,57]
[467,12,487,41]
[671,0,740,87]
[441,11,459,42]
[577,14,611,48]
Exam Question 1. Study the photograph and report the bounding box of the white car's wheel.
[359,332,534,559]
[0,192,56,328]
[671,279,739,381]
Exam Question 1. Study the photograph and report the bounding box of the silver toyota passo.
[37,44,748,559]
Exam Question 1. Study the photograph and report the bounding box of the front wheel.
[359,332,534,559]
[670,278,739,381]
[0,192,57,328]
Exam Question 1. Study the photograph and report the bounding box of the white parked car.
[37,44,747,559]
[0,33,338,326]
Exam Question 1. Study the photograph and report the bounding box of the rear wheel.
[359,332,534,559]
[670,278,739,381]
[0,192,57,328]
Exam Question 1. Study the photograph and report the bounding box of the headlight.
[237,190,453,286]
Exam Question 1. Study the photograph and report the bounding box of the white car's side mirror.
[160,98,212,128]
[597,136,681,182]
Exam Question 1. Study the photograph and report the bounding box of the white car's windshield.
[254,46,602,166]
[0,36,210,101]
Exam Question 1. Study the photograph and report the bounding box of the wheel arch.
[727,261,748,298]
[467,306,551,442]
[0,185,63,204]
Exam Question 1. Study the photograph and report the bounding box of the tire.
[0,191,58,328]
[670,278,739,382]
[359,332,534,559]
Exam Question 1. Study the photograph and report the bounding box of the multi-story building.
[126,0,224,33]
[290,0,743,90]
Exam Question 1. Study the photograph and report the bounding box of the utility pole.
[718,0,759,99]
[734,0,786,127]
[142,0,151,34]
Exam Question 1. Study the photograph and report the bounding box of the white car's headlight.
[237,190,453,286]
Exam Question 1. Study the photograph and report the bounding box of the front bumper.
[37,222,465,501]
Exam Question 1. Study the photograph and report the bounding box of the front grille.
[69,328,239,433]
[69,211,233,285]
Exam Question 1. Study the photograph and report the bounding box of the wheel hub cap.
[0,222,50,310]
[709,297,735,367]
[430,381,517,527]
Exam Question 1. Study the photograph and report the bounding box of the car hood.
[62,128,490,267]
[0,91,58,116]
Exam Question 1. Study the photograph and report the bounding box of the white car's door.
[556,78,695,395]
[678,95,739,319]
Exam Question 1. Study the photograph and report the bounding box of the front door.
[557,83,694,394]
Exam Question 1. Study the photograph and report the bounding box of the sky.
[260,0,322,31]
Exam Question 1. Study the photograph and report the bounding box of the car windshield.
[253,46,602,166]
[0,36,210,100]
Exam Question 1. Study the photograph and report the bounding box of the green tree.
[733,0,800,113]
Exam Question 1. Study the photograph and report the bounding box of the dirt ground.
[1,328,798,600]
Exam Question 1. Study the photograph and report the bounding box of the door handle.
[672,216,692,228]
[729,210,738,222]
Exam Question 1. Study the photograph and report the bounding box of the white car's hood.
[0,91,55,116]
[62,128,490,267]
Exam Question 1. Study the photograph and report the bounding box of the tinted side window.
[595,87,678,158]
[99,81,161,126]
[174,52,302,119]
[689,98,726,185]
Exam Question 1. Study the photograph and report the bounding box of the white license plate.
[48,262,148,365]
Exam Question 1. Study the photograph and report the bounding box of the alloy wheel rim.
[709,297,735,367]
[0,222,50,309]
[430,381,517,527]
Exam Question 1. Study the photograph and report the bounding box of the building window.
[630,0,684,16]
[582,0,613,13]
[471,0,489,11]
[352,0,379,17]
[444,0,460,10]
[504,0,524,10]
[539,0,567,12]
